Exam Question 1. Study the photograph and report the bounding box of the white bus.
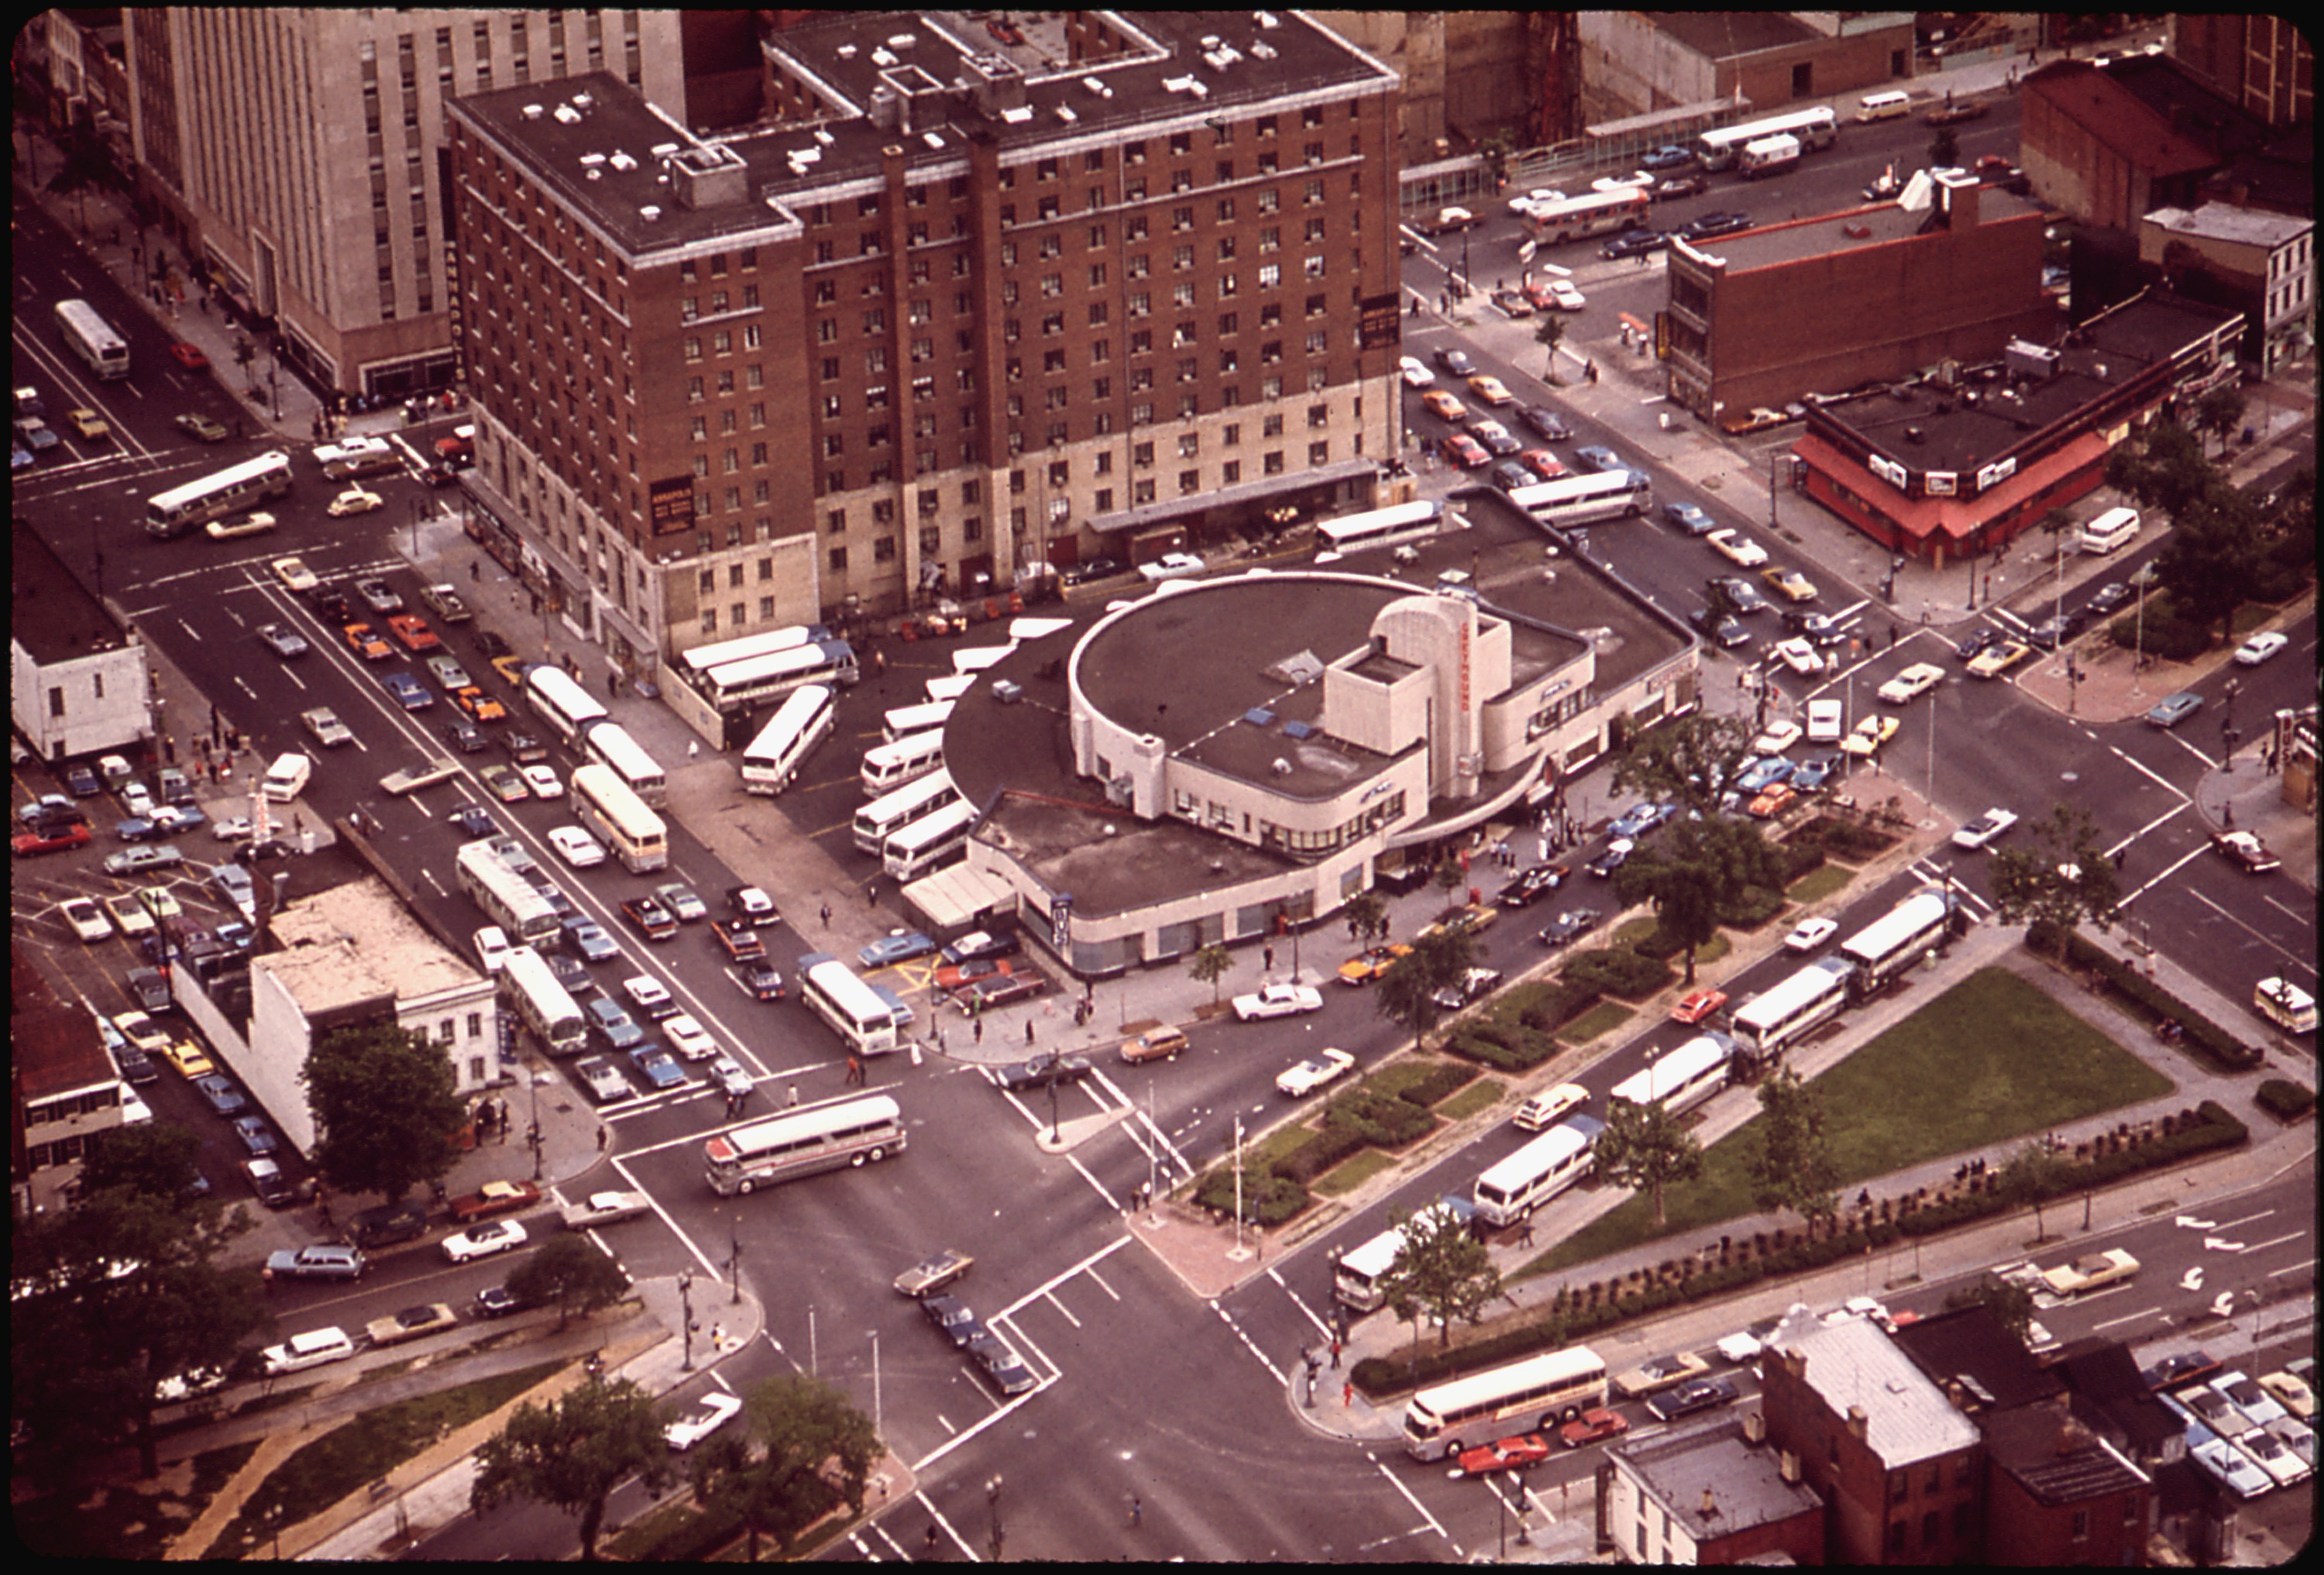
[923,673,976,703]
[1696,105,1839,171]
[579,720,668,807]
[500,944,586,1056]
[796,952,902,1057]
[1840,889,1954,999]
[882,699,955,743]
[1507,469,1652,528]
[704,1095,906,1197]
[1312,500,1449,562]
[741,684,835,795]
[54,299,130,380]
[950,645,1016,675]
[1730,959,1853,1063]
[861,728,948,796]
[456,840,560,944]
[1332,1196,1473,1312]
[570,763,668,873]
[312,436,399,480]
[674,623,830,683]
[1472,1115,1605,1228]
[1522,188,1649,245]
[883,797,976,881]
[852,769,959,854]
[699,640,860,714]
[521,665,609,745]
[146,452,296,538]
[1402,1346,1610,1460]
[1610,1033,1734,1119]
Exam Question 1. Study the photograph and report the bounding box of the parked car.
[893,1248,976,1298]
[1681,211,1754,240]
[1232,983,1324,1022]
[262,1327,357,1376]
[992,1051,1093,1093]
[442,1219,530,1264]
[266,1244,368,1281]
[1783,916,1839,952]
[1518,405,1572,441]
[1538,909,1600,947]
[1645,1376,1739,1421]
[2232,631,2288,667]
[858,929,937,968]
[577,1056,631,1103]
[1559,1408,1632,1448]
[1599,229,1669,260]
[1496,864,1569,907]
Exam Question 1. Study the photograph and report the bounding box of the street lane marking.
[1371,1456,1448,1540]
[2266,1257,2316,1281]
[2236,1232,2305,1255]
[2183,887,2315,974]
[2109,742,2192,796]
[2092,1306,2162,1331]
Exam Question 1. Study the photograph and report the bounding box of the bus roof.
[1474,1115,1606,1193]
[1732,961,1851,1031]
[1610,1034,1732,1106]
[1840,890,1952,969]
[709,1094,902,1159]
[1410,1345,1605,1416]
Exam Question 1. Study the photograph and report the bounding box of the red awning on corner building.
[1792,428,2112,552]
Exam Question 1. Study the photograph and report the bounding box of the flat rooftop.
[1615,1415,1825,1542]
[454,10,1393,260]
[12,516,134,665]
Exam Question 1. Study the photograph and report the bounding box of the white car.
[1803,698,1845,741]
[1876,662,1947,704]
[2232,631,2287,666]
[1783,916,1839,952]
[518,763,563,798]
[663,1013,718,1061]
[211,815,256,842]
[1705,528,1769,567]
[558,1189,652,1229]
[1772,638,1827,676]
[547,825,606,868]
[261,1326,356,1376]
[1749,720,1803,755]
[1398,356,1435,387]
[1951,808,2020,850]
[664,1390,744,1451]
[1592,171,1652,192]
[623,974,677,1018]
[60,897,113,943]
[708,1055,755,1101]
[1276,1047,1357,1097]
[442,1219,529,1264]
[1544,278,1586,311]
[325,487,384,518]
[1232,983,1325,1022]
[475,926,514,972]
[1137,552,1206,583]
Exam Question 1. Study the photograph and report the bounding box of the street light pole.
[678,1268,696,1373]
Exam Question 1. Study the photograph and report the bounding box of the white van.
[2079,507,2140,555]
[263,1326,356,1375]
[1856,90,1910,122]
[260,751,313,803]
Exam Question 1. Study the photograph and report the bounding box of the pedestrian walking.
[1518,1219,1535,1246]
[845,1054,863,1085]
[1329,1338,1342,1369]
[596,1124,608,1151]
[788,1082,800,1107]
[1025,1020,1037,1046]
[820,901,833,927]
[687,739,700,759]
[1263,944,1275,972]
[470,559,480,582]
[1342,1380,1354,1408]
[1128,1496,1141,1529]
[935,1025,946,1054]
[974,1016,984,1045]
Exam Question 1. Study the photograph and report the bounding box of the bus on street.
[741,684,836,795]
[1730,960,1853,1064]
[521,664,609,745]
[1401,1346,1609,1460]
[55,299,131,380]
[571,763,668,873]
[146,452,295,538]
[579,720,668,807]
[796,952,901,1058]
[1521,189,1649,246]
[1312,500,1448,562]
[456,841,560,944]
[1839,888,1957,999]
[1695,105,1839,171]
[1508,470,1652,529]
[500,944,586,1056]
[703,1095,906,1197]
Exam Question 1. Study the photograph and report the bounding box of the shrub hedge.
[2255,1079,2315,1123]
[2028,920,2263,1072]
[1717,883,1786,930]
[1563,946,1674,1000]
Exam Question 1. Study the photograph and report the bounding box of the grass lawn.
[1786,863,1855,905]
[1529,968,2173,1276]
[1559,1000,1635,1044]
[202,1359,569,1558]
[1315,1146,1398,1196]
[1434,1075,1508,1123]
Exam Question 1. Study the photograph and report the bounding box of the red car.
[168,342,211,371]
[1518,449,1568,481]
[1456,1433,1553,1477]
[14,821,92,857]
[1558,1408,1631,1449]
[1669,988,1728,1025]
[935,956,1016,992]
[1442,433,1491,469]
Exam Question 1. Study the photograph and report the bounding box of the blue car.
[194,1073,247,1116]
[232,1115,278,1156]
[1608,801,1676,840]
[382,671,435,710]
[563,916,621,964]
[1735,757,1793,795]
[2144,692,2202,729]
[629,1045,687,1090]
[1788,754,1839,793]
[588,998,645,1051]
[1573,445,1622,473]
[858,930,938,969]
[1662,501,1716,536]
[1641,143,1695,171]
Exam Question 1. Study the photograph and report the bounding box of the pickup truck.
[711,917,765,961]
[2039,1247,2140,1298]
[446,1178,541,1224]
[2210,830,2281,874]
[555,1188,652,1229]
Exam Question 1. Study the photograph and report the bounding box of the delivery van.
[1856,91,1910,122]
[260,751,313,803]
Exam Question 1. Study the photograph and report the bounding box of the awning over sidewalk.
[902,864,1016,931]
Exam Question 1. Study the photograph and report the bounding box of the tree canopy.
[1380,1204,1504,1350]
[1745,1069,1841,1231]
[1188,942,1235,1006]
[303,1020,467,1204]
[1373,926,1474,1049]
[688,1374,883,1560]
[1592,1092,1705,1228]
[507,1234,632,1332]
[1612,813,1783,985]
[1988,803,2117,952]
[1611,713,1760,820]
[471,1374,670,1561]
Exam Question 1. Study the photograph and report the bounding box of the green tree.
[507,1234,632,1333]
[304,1021,467,1204]
[1996,1140,2068,1243]
[1374,927,1473,1050]
[77,1121,208,1207]
[2192,383,2247,457]
[1989,803,2118,955]
[2155,489,2268,647]
[1188,942,1235,1006]
[1380,1203,1504,1350]
[1745,1069,1841,1234]
[1611,713,1760,820]
[1927,123,1961,170]
[688,1374,882,1560]
[1611,813,1785,985]
[2103,420,2210,520]
[471,1375,670,1561]
[1533,311,1566,382]
[1944,1276,2035,1343]
[9,1186,263,1483]
[1593,1092,1705,1228]
[1342,889,1387,944]
[1432,857,1468,899]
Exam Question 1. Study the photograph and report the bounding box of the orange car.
[1669,988,1728,1025]
[387,614,440,652]
[343,622,393,661]
[453,686,507,722]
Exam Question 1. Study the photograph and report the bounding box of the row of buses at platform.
[1333,887,1963,1315]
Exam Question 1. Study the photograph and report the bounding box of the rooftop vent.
[1282,720,1315,740]
[1243,708,1276,726]
[1270,758,1293,776]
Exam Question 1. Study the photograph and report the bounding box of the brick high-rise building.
[442,10,1402,689]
